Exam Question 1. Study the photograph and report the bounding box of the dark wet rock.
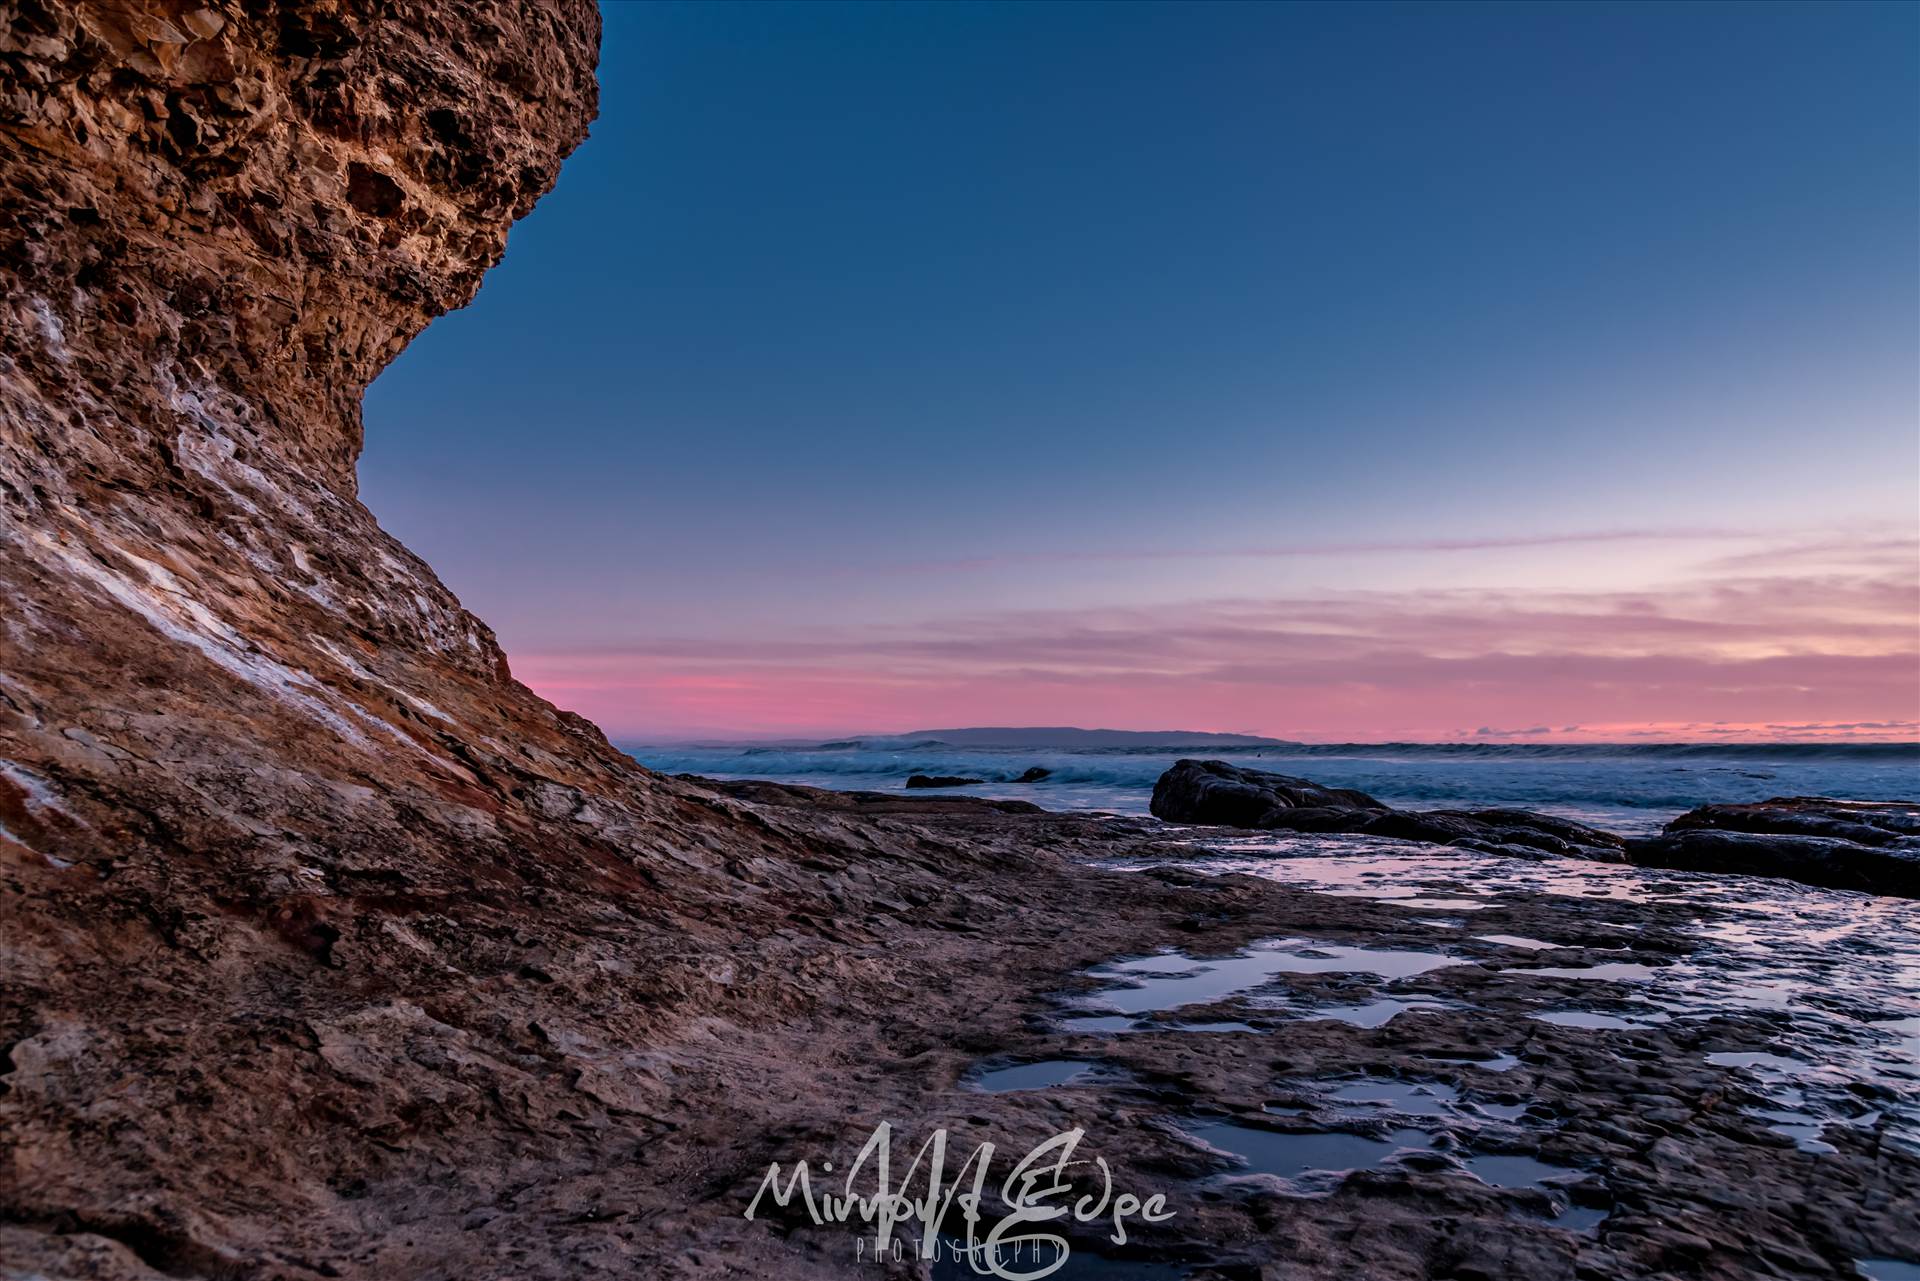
[1666,797,1920,844]
[1151,759,1381,826]
[1630,798,1920,898]
[907,773,986,789]
[1015,766,1053,783]
[1369,808,1625,859]
[1150,760,1626,860]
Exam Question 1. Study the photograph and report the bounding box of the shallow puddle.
[1752,1109,1838,1154]
[1531,1011,1648,1030]
[967,1059,1106,1092]
[1325,1080,1459,1116]
[1184,846,1660,906]
[1184,1120,1432,1182]
[1460,1153,1610,1229]
[1546,1204,1610,1231]
[1476,934,1560,951]
[1509,962,1659,982]
[1080,952,1280,1015]
[1706,1050,1801,1071]
[1264,942,1467,979]
[1421,1052,1522,1073]
[1060,1014,1143,1033]
[1463,1152,1583,1189]
[1855,1259,1920,1281]
[1291,998,1450,1029]
[1079,939,1465,1017]
[1310,1075,1530,1126]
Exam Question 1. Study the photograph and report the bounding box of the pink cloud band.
[517,542,1920,740]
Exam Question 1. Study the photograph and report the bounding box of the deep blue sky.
[362,1,1919,738]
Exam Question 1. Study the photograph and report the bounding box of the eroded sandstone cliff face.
[0,2,974,1271]
[0,0,618,834]
[1,16,1260,1278]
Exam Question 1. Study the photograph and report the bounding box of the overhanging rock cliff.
[0,3,640,876]
[0,4,1043,1270]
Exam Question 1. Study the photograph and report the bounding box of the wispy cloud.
[836,526,1916,576]
[516,538,1920,739]
[847,526,1784,575]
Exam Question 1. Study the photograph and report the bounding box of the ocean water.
[620,740,1920,836]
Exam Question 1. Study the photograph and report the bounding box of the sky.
[362,0,1920,743]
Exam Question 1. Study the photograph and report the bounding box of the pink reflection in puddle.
[1101,834,1920,1153]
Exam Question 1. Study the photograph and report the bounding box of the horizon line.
[605,728,1920,747]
